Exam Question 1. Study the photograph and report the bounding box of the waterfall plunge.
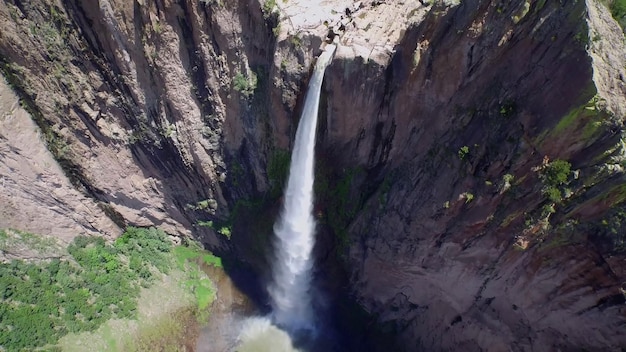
[268,44,337,333]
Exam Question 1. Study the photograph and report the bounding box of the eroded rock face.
[1,0,626,350]
[0,77,119,248]
[0,0,283,248]
[322,0,626,350]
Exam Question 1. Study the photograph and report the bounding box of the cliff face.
[325,0,626,350]
[0,0,286,247]
[1,0,626,350]
[0,78,119,250]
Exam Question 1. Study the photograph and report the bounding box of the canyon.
[1,0,626,350]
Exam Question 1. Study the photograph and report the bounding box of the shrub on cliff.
[233,71,258,98]
[539,159,572,203]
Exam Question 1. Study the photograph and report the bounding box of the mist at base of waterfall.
[235,317,302,352]
[235,315,341,352]
[193,263,361,352]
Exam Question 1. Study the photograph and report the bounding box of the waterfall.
[268,44,337,333]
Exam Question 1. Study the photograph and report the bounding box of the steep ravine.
[1,0,626,351]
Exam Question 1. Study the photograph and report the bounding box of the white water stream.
[234,44,336,352]
[268,44,336,333]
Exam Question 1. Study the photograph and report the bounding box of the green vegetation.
[462,192,474,204]
[0,228,64,256]
[559,205,626,254]
[458,145,470,160]
[122,309,195,352]
[187,198,217,212]
[555,104,583,133]
[538,230,577,252]
[197,220,214,228]
[609,0,626,32]
[542,203,556,216]
[202,253,223,267]
[185,271,214,312]
[0,227,220,351]
[316,166,365,249]
[602,183,626,206]
[194,191,278,253]
[172,243,219,321]
[499,101,515,117]
[233,71,258,98]
[261,0,280,35]
[544,187,563,203]
[535,0,547,12]
[597,209,626,251]
[262,0,277,18]
[267,149,291,197]
[511,0,531,24]
[551,94,606,141]
[273,23,282,37]
[228,161,244,186]
[218,226,232,239]
[539,159,572,203]
[59,244,215,352]
[153,21,162,34]
[0,228,168,351]
[500,211,522,228]
[29,22,67,62]
[542,159,571,187]
[289,34,303,48]
[173,243,222,270]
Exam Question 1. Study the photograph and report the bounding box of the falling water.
[268,44,337,333]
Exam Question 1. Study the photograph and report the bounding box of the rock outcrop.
[1,0,626,350]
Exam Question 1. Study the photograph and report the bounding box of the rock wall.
[0,76,119,249]
[1,0,626,350]
[0,0,291,249]
[322,0,626,350]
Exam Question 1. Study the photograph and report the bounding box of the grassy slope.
[0,228,221,352]
[59,268,195,352]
